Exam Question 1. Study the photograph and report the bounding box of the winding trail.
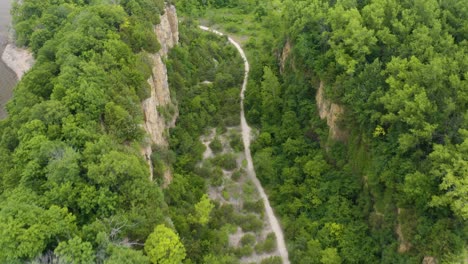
[200,26,290,264]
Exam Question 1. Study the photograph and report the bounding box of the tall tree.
[144,225,186,264]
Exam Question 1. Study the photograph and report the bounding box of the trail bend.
[199,25,290,264]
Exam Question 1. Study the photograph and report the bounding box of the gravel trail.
[200,25,290,264]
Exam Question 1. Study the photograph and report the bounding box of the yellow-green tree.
[191,194,214,225]
[144,225,186,264]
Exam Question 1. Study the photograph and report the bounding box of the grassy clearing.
[203,8,259,38]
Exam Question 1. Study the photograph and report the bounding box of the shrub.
[231,169,242,181]
[211,204,236,227]
[260,256,282,264]
[152,145,176,165]
[226,23,240,33]
[235,214,263,233]
[212,153,237,171]
[229,131,244,152]
[234,246,253,257]
[255,233,276,253]
[222,190,230,200]
[216,125,228,135]
[211,166,224,187]
[242,180,256,200]
[240,233,256,247]
[151,157,165,183]
[223,115,239,127]
[210,137,223,154]
[194,161,213,178]
[243,200,264,214]
[241,159,247,168]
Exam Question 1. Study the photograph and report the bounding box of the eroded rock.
[1,43,34,79]
[316,81,348,142]
[141,5,179,182]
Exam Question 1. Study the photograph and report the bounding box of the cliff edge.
[1,43,34,79]
[141,5,179,183]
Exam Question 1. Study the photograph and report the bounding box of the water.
[0,0,18,119]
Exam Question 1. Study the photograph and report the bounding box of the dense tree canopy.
[2,0,467,262]
[241,0,467,262]
[145,225,186,264]
[0,0,171,262]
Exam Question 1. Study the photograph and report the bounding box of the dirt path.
[200,26,290,264]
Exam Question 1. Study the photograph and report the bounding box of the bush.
[223,114,240,127]
[210,137,223,154]
[222,190,230,200]
[211,166,224,187]
[212,153,237,171]
[255,233,276,253]
[216,125,228,135]
[157,104,176,123]
[243,200,264,214]
[242,180,256,200]
[152,145,176,165]
[226,23,240,33]
[151,155,165,182]
[194,161,213,178]
[211,204,236,228]
[229,131,244,152]
[234,246,253,257]
[235,214,263,233]
[231,169,242,181]
[260,256,282,264]
[240,233,256,247]
[241,159,247,168]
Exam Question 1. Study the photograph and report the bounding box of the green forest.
[0,0,467,263]
[0,0,174,262]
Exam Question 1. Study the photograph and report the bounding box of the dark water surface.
[0,0,18,119]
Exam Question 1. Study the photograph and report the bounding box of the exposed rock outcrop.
[422,256,437,264]
[155,5,179,56]
[281,41,346,142]
[316,81,348,142]
[279,39,291,74]
[396,208,412,253]
[141,5,179,183]
[1,43,34,79]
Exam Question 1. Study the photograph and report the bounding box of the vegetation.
[0,0,185,262]
[240,233,256,247]
[176,0,468,262]
[260,256,282,264]
[164,22,245,262]
[2,0,466,263]
[212,153,238,171]
[144,225,186,264]
[255,233,277,254]
[210,137,223,154]
[228,129,244,152]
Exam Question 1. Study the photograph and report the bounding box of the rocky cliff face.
[279,39,291,74]
[155,5,179,56]
[1,43,34,79]
[141,5,179,182]
[0,38,34,119]
[283,37,416,261]
[279,41,346,142]
[316,81,348,142]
